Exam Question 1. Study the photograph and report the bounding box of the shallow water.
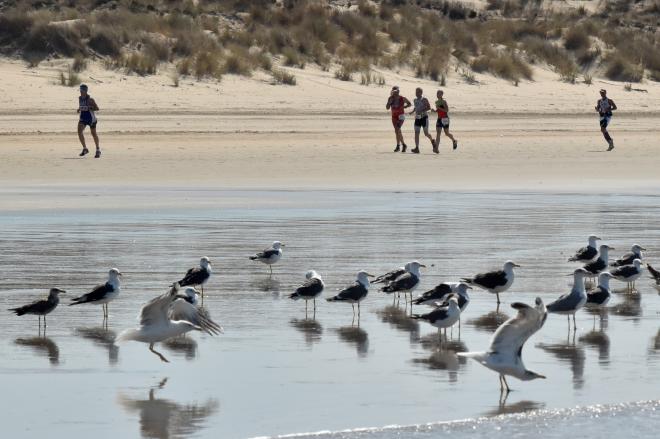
[1,190,659,438]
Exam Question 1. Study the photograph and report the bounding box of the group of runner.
[386,86,458,154]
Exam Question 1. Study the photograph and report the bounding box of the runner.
[595,89,617,151]
[434,90,458,154]
[77,84,101,158]
[409,87,435,154]
[386,86,411,152]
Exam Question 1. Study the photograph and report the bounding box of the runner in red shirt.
[386,86,411,152]
[434,90,458,154]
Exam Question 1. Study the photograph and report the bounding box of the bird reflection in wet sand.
[376,305,420,343]
[336,325,369,357]
[579,330,610,365]
[290,318,323,346]
[609,292,642,320]
[413,339,468,383]
[537,336,585,390]
[163,337,198,361]
[649,329,660,356]
[75,326,119,365]
[15,336,59,365]
[468,310,510,333]
[118,378,219,439]
[251,277,281,295]
[485,398,545,416]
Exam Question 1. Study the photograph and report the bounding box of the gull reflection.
[290,318,323,346]
[468,310,510,333]
[485,398,545,416]
[15,336,59,365]
[75,326,119,365]
[376,305,420,343]
[251,277,281,295]
[163,337,198,361]
[537,336,585,390]
[413,339,468,383]
[583,305,609,331]
[579,330,610,365]
[609,293,642,320]
[649,329,660,358]
[118,378,219,439]
[336,325,369,358]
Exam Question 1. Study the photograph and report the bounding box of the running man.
[409,87,435,154]
[386,86,411,152]
[77,84,101,158]
[595,89,617,151]
[434,90,458,154]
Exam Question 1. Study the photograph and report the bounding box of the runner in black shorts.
[595,89,617,151]
[77,84,101,158]
[434,90,458,153]
[409,88,435,154]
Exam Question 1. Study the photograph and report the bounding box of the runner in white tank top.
[408,87,435,154]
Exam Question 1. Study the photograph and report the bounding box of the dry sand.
[0,58,659,210]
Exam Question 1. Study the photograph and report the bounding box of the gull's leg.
[201,284,204,298]
[496,293,500,305]
[499,375,504,391]
[314,298,317,312]
[358,301,361,317]
[502,375,511,393]
[38,315,41,333]
[305,300,308,315]
[269,265,273,276]
[573,314,577,331]
[44,315,47,327]
[149,343,170,363]
[458,316,462,338]
[352,303,355,316]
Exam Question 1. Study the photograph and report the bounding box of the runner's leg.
[78,122,88,153]
[91,126,100,151]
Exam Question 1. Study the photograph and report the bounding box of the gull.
[610,259,643,291]
[288,270,325,314]
[421,283,472,333]
[611,244,646,267]
[117,285,223,363]
[249,241,284,275]
[381,261,425,303]
[586,272,613,324]
[461,260,520,305]
[176,257,212,297]
[568,235,600,263]
[9,288,66,329]
[70,268,122,318]
[547,268,589,331]
[458,297,547,393]
[326,270,374,318]
[583,244,614,278]
[647,263,660,286]
[411,295,461,341]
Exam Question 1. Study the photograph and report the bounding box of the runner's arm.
[89,98,99,111]
[403,97,411,108]
[609,99,617,111]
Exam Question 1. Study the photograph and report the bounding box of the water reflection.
[118,378,219,439]
[579,330,610,365]
[336,325,369,357]
[413,339,468,383]
[537,337,585,390]
[163,337,198,361]
[649,329,660,357]
[14,336,59,365]
[75,326,119,365]
[583,305,610,331]
[609,293,642,320]
[468,310,510,333]
[484,399,545,417]
[376,305,420,343]
[251,277,281,294]
[290,318,323,346]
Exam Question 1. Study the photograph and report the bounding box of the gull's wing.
[382,272,418,292]
[648,264,660,282]
[373,268,405,284]
[71,282,113,304]
[465,270,507,289]
[256,248,278,259]
[169,299,223,335]
[610,264,638,278]
[178,266,207,286]
[488,301,545,357]
[415,283,453,303]
[611,251,635,267]
[139,286,178,326]
[333,283,366,301]
[569,245,597,262]
[292,277,324,298]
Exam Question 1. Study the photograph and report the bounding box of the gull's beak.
[57,288,66,294]
[366,273,375,278]
[419,264,427,268]
[466,286,473,290]
[566,273,574,276]
[513,263,521,268]
[537,374,547,379]
[608,247,616,250]
[118,272,123,277]
[640,247,647,251]
[280,244,286,247]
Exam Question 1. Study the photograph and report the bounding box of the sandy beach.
[1,59,659,205]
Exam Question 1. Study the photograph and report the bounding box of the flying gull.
[547,267,589,331]
[326,270,374,318]
[381,261,425,303]
[610,258,643,291]
[117,284,223,363]
[70,268,122,318]
[176,256,212,297]
[583,244,614,278]
[611,244,646,267]
[249,241,284,275]
[9,288,66,329]
[411,295,461,340]
[458,297,547,393]
[568,235,601,263]
[462,260,520,305]
[289,270,325,314]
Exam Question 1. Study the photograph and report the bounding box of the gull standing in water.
[583,244,614,279]
[611,244,646,267]
[586,272,613,324]
[462,261,519,306]
[610,258,643,291]
[568,235,601,263]
[458,297,547,393]
[380,261,425,304]
[117,285,222,363]
[547,268,589,332]
[176,257,212,297]
[9,288,66,329]
[421,283,472,333]
[70,268,122,318]
[411,295,461,341]
[249,241,284,275]
[288,270,325,315]
[326,270,374,319]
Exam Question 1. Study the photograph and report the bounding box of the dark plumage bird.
[177,256,212,296]
[586,272,613,307]
[648,263,660,285]
[583,244,613,277]
[381,261,425,303]
[9,288,66,328]
[326,270,373,318]
[249,241,284,274]
[70,268,122,318]
[462,260,519,305]
[568,235,600,263]
[372,266,405,285]
[610,259,643,291]
[411,295,461,338]
[289,270,325,313]
[413,282,455,306]
[611,244,646,267]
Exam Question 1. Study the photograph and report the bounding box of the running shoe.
[401,144,407,153]
[433,145,439,154]
[394,145,400,152]
[453,140,458,150]
[607,140,614,151]
[95,150,101,158]
[79,148,89,157]
[411,148,420,154]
